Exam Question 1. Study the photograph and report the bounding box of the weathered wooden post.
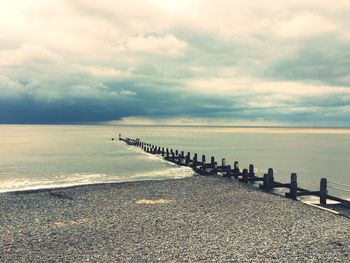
[242,168,248,183]
[210,156,217,175]
[171,151,175,162]
[222,158,226,168]
[202,155,206,166]
[175,150,178,156]
[263,168,274,191]
[166,148,169,158]
[201,155,206,174]
[268,168,274,186]
[193,153,198,167]
[178,154,183,165]
[289,173,297,200]
[234,161,239,172]
[119,133,121,140]
[210,156,215,167]
[161,147,165,156]
[185,152,191,165]
[233,161,239,178]
[249,164,255,178]
[320,178,327,205]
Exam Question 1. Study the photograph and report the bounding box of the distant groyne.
[117,135,350,210]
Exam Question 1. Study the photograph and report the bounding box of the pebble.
[0,176,349,262]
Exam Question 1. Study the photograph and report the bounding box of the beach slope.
[1,176,349,262]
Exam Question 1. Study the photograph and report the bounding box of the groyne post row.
[119,135,350,208]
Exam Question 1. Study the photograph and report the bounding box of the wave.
[128,146,178,166]
[0,166,194,193]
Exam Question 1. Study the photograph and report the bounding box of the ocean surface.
[0,125,349,199]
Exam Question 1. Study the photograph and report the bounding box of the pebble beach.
[1,176,349,262]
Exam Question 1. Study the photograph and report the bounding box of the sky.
[1,0,350,126]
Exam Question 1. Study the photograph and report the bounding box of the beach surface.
[0,176,349,262]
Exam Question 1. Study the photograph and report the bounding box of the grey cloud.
[265,35,350,87]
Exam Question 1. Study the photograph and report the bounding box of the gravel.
[0,176,349,262]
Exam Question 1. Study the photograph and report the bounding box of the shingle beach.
[1,176,349,262]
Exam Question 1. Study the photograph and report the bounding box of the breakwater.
[118,135,350,209]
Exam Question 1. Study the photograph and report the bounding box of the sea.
[0,125,349,200]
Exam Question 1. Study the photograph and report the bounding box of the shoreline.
[1,176,349,261]
[0,176,193,196]
[2,175,349,218]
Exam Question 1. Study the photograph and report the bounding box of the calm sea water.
[0,125,349,199]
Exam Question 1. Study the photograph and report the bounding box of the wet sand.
[0,176,349,262]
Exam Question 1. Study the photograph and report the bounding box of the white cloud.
[0,43,61,66]
[271,12,336,38]
[188,76,350,96]
[114,34,188,55]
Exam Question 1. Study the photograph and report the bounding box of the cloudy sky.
[1,0,350,126]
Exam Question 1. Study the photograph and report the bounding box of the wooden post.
[320,178,327,205]
[222,158,226,168]
[290,173,297,200]
[178,154,183,165]
[242,169,248,183]
[249,164,255,178]
[171,151,175,162]
[202,155,206,165]
[201,155,206,174]
[268,168,274,186]
[175,150,178,156]
[119,133,121,140]
[185,152,190,165]
[234,161,239,172]
[211,156,217,175]
[263,168,274,191]
[166,148,169,158]
[193,153,198,167]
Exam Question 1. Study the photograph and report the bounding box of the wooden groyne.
[118,135,350,209]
